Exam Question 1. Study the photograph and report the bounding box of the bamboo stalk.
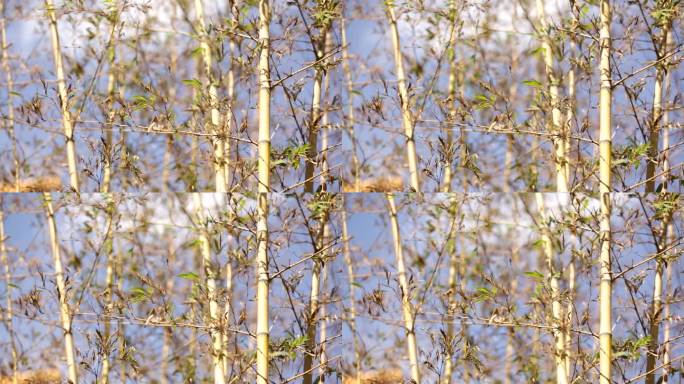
[304,8,330,193]
[598,1,613,382]
[536,0,568,192]
[224,0,239,189]
[256,1,271,382]
[503,47,518,193]
[662,221,673,384]
[161,327,170,384]
[647,26,674,382]
[101,197,116,384]
[161,4,179,194]
[192,194,226,384]
[303,250,322,384]
[0,201,19,384]
[535,193,569,384]
[563,8,579,374]
[645,21,672,193]
[340,14,360,191]
[194,0,227,192]
[442,198,459,383]
[442,2,458,193]
[661,32,674,384]
[0,2,19,191]
[645,243,664,384]
[661,30,673,191]
[45,1,79,192]
[101,2,120,193]
[319,32,332,190]
[319,225,330,384]
[386,194,420,383]
[223,258,234,376]
[458,233,470,381]
[116,242,126,382]
[340,198,361,384]
[385,2,420,191]
[160,219,177,384]
[43,193,79,383]
[304,199,332,384]
[503,247,520,384]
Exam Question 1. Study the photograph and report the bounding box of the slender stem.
[341,198,361,383]
[386,194,421,383]
[256,1,271,383]
[192,194,226,384]
[45,0,80,192]
[536,0,568,192]
[0,200,19,384]
[535,193,569,384]
[43,193,79,383]
[598,1,613,382]
[341,14,360,191]
[194,0,227,192]
[385,2,420,191]
[0,2,19,191]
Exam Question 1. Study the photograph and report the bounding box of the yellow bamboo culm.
[0,202,19,384]
[101,1,120,194]
[661,30,674,384]
[386,194,421,383]
[385,2,420,192]
[442,2,458,193]
[45,1,79,192]
[256,1,271,383]
[304,25,329,193]
[535,194,569,384]
[43,193,79,384]
[645,19,673,384]
[598,1,613,383]
[662,221,674,384]
[0,1,19,191]
[224,0,239,189]
[645,19,672,193]
[101,196,116,384]
[341,197,362,384]
[192,194,226,384]
[341,14,360,191]
[536,0,568,192]
[442,199,459,384]
[194,0,227,192]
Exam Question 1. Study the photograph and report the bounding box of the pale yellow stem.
[44,193,79,383]
[386,2,420,191]
[662,221,673,383]
[387,194,421,383]
[341,15,360,191]
[256,1,271,383]
[193,194,226,384]
[341,200,361,384]
[194,0,227,192]
[101,197,115,384]
[536,0,568,192]
[598,1,613,382]
[0,203,19,384]
[442,5,458,193]
[45,1,79,192]
[0,2,19,191]
[535,193,569,384]
[304,23,329,193]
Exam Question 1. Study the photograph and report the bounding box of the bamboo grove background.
[0,0,682,383]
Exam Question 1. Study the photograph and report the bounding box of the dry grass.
[0,369,61,384]
[342,368,404,384]
[0,177,62,192]
[342,177,403,192]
